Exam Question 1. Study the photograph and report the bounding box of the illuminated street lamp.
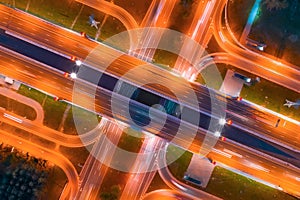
[219,118,226,125]
[75,60,82,66]
[214,131,221,137]
[70,72,77,79]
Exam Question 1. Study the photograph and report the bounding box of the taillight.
[53,97,59,101]
[227,120,233,125]
[70,56,76,61]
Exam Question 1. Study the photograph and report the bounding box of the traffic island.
[184,155,215,188]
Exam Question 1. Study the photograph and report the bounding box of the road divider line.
[4,113,23,123]
[212,148,232,158]
[223,148,243,158]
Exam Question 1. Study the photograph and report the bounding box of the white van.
[4,77,14,85]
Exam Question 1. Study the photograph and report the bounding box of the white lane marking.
[223,148,243,158]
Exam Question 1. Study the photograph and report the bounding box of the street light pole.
[26,0,31,12]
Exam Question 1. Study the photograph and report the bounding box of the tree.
[100,185,121,200]
[262,0,289,11]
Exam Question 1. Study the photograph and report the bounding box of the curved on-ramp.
[0,87,44,123]
[143,189,196,200]
[0,108,102,147]
[213,1,300,93]
[157,145,222,200]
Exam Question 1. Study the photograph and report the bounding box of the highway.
[2,4,299,94]
[75,118,124,200]
[140,0,163,27]
[130,0,177,61]
[4,43,300,170]
[174,0,215,68]
[0,0,298,163]
[1,2,300,198]
[196,52,300,151]
[0,5,95,59]
[0,0,298,157]
[1,29,299,168]
[2,47,300,196]
[173,0,219,81]
[120,136,164,200]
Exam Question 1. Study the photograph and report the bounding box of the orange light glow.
[227,119,233,125]
[70,56,76,61]
[53,96,59,101]
[80,32,86,37]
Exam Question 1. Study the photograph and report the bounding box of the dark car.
[233,73,252,84]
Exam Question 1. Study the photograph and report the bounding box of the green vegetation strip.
[63,106,101,135]
[0,93,36,120]
[166,145,296,199]
[18,84,100,134]
[99,168,124,200]
[240,78,300,121]
[205,166,297,200]
[9,0,126,41]
[166,144,193,180]
[117,128,144,153]
[146,172,170,193]
[17,85,67,130]
[196,64,300,121]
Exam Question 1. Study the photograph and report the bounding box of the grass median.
[8,0,126,42]
[18,84,101,134]
[117,128,144,153]
[18,84,67,130]
[166,144,193,180]
[0,93,36,120]
[196,64,300,121]
[146,172,170,193]
[204,166,298,200]
[166,145,297,199]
